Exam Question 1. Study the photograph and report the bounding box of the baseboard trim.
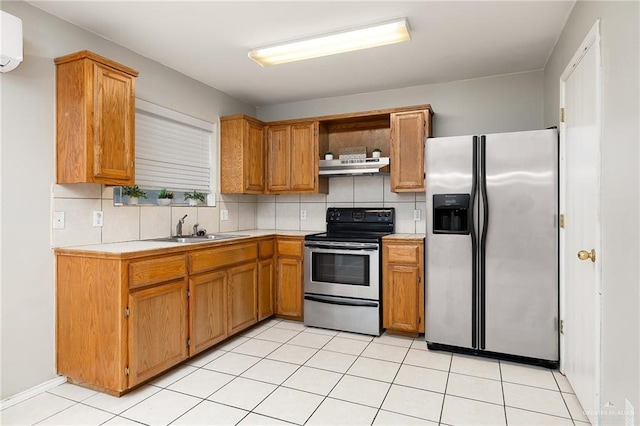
[1,376,67,410]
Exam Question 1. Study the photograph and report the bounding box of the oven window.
[311,252,370,286]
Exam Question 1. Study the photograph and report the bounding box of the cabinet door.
[258,258,275,321]
[228,262,258,335]
[189,271,227,356]
[276,257,303,319]
[244,120,265,192]
[383,264,420,332]
[93,62,135,183]
[390,111,426,192]
[128,280,188,387]
[266,125,291,192]
[290,122,317,191]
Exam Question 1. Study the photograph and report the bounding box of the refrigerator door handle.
[479,135,489,350]
[471,136,478,348]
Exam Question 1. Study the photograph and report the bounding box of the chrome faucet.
[176,214,188,236]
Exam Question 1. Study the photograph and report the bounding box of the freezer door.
[425,135,476,348]
[481,129,559,361]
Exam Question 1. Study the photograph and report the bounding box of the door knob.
[577,249,596,263]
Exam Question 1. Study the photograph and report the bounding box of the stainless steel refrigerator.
[425,128,559,366]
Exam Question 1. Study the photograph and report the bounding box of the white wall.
[543,1,639,422]
[0,0,255,400]
[257,70,544,137]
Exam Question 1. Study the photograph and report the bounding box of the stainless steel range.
[304,207,395,336]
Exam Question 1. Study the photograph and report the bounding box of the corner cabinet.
[220,115,265,194]
[382,237,425,336]
[266,122,327,194]
[390,110,432,192]
[258,238,276,320]
[55,50,138,185]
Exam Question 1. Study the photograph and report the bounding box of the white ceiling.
[28,1,575,107]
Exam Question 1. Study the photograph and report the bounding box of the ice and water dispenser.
[433,194,470,234]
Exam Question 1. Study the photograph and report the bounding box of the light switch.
[221,210,229,221]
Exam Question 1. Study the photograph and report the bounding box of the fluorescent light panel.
[248,18,410,66]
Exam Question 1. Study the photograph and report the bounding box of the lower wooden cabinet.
[228,262,258,334]
[382,238,425,335]
[258,239,275,320]
[275,237,304,319]
[128,280,189,387]
[189,271,227,356]
[55,235,303,395]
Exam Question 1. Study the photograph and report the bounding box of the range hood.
[318,157,390,176]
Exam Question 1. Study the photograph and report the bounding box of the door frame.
[558,19,602,418]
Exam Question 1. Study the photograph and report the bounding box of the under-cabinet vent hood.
[318,157,390,176]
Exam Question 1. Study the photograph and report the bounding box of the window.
[134,99,216,203]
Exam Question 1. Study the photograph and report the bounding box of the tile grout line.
[499,360,508,425]
[370,334,415,425]
[436,349,454,425]
[301,331,373,425]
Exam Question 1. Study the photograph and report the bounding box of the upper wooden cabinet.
[220,115,265,194]
[266,121,326,194]
[390,110,431,192]
[55,51,138,185]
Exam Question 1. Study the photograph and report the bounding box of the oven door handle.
[304,295,379,308]
[304,244,378,251]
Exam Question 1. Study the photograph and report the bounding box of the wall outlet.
[300,209,307,220]
[414,209,422,221]
[52,211,65,229]
[93,210,104,227]
[221,210,229,221]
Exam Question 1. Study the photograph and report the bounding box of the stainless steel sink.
[203,234,249,240]
[146,234,249,243]
[147,236,209,243]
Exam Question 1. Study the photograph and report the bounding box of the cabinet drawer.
[259,239,275,259]
[129,255,187,289]
[385,244,421,265]
[189,243,257,274]
[277,239,302,257]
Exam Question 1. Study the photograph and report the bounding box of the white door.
[560,20,602,425]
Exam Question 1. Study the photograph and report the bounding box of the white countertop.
[55,230,321,254]
[55,230,424,255]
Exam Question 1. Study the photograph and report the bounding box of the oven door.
[304,242,380,300]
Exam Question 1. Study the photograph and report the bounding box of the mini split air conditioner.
[0,11,23,73]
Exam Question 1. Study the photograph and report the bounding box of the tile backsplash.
[51,176,426,247]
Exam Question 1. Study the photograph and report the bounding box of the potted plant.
[324,151,334,160]
[157,189,174,206]
[372,148,382,158]
[184,190,206,206]
[122,185,147,205]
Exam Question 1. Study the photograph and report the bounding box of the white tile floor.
[1,318,589,426]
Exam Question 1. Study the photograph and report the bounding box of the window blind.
[135,103,213,193]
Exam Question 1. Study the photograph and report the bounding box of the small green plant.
[325,151,333,156]
[122,185,147,199]
[158,189,174,199]
[184,190,206,203]
[373,148,381,153]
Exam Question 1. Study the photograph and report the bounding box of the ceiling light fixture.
[248,18,411,67]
